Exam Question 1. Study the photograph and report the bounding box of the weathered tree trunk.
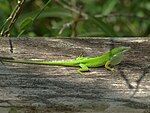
[0,38,149,113]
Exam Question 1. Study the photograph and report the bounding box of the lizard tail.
[1,59,78,67]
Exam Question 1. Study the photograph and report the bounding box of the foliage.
[0,0,150,37]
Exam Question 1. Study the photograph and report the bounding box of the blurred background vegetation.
[0,0,150,37]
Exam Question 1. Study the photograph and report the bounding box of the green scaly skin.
[1,47,130,74]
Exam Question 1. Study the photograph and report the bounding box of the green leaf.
[20,17,33,31]
[89,17,117,36]
[102,0,119,15]
[18,7,72,23]
[18,17,33,37]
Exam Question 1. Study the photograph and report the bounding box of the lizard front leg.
[105,61,115,72]
[77,63,89,74]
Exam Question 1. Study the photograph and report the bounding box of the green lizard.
[0,47,130,74]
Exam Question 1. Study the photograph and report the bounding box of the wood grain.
[0,38,149,112]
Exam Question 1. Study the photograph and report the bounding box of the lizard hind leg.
[77,63,89,74]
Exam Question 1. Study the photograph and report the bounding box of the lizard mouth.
[122,47,131,53]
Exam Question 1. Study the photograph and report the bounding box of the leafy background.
[0,0,150,37]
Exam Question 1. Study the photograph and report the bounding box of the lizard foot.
[77,70,83,75]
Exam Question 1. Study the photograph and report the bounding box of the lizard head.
[110,47,131,55]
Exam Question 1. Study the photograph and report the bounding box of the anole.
[0,47,130,74]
